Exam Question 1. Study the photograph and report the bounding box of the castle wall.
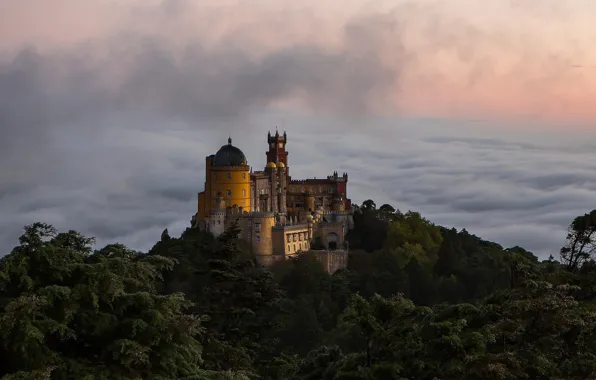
[209,165,251,210]
[320,222,346,250]
[239,212,275,257]
[208,211,227,236]
[197,191,206,220]
[272,225,311,257]
[312,250,349,274]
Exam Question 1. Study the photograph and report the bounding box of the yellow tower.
[198,137,251,217]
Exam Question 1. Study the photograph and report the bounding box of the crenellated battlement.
[290,179,332,184]
[243,211,275,218]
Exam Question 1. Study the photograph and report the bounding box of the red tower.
[266,129,289,168]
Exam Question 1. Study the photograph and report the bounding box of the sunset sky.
[1,0,595,257]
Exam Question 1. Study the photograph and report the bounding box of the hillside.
[1,200,596,379]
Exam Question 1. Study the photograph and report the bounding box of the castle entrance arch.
[326,232,339,250]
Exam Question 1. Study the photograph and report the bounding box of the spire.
[228,135,232,145]
[275,127,279,137]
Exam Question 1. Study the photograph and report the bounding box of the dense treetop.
[2,202,596,379]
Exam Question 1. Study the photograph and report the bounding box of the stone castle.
[192,130,354,268]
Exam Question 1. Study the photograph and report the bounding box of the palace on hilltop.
[192,130,354,270]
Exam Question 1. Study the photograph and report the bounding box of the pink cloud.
[1,0,595,124]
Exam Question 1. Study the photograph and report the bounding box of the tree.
[361,200,376,212]
[198,221,285,374]
[378,204,395,214]
[377,204,403,223]
[383,211,443,269]
[0,223,210,379]
[337,293,419,369]
[434,228,461,278]
[504,246,540,288]
[560,210,596,272]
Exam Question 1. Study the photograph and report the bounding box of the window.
[287,245,290,252]
[293,244,296,251]
[248,232,252,239]
[242,173,246,180]
[271,143,275,148]
[226,200,231,206]
[227,172,231,180]
[279,142,283,148]
[226,190,232,197]
[287,235,291,243]
[248,220,252,227]
[242,189,246,197]
[256,236,260,243]
[255,223,261,232]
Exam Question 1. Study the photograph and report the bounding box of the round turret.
[266,162,276,169]
[277,162,285,168]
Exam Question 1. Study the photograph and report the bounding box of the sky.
[1,0,596,258]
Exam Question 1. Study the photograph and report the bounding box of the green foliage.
[4,206,596,380]
[560,210,596,272]
[383,211,443,269]
[0,223,206,379]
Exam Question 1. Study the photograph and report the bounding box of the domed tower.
[199,137,251,219]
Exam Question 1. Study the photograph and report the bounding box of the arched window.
[242,189,246,197]
[227,172,232,180]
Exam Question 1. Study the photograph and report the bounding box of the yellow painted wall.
[272,227,310,256]
[208,166,251,209]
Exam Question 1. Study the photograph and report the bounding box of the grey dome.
[213,138,247,167]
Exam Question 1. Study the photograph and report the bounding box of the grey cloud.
[0,2,593,260]
[0,8,404,255]
[0,14,401,188]
[11,123,585,260]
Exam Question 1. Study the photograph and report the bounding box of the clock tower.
[266,129,289,172]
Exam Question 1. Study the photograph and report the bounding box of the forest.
[2,200,596,379]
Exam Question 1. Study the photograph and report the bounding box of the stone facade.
[312,250,349,274]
